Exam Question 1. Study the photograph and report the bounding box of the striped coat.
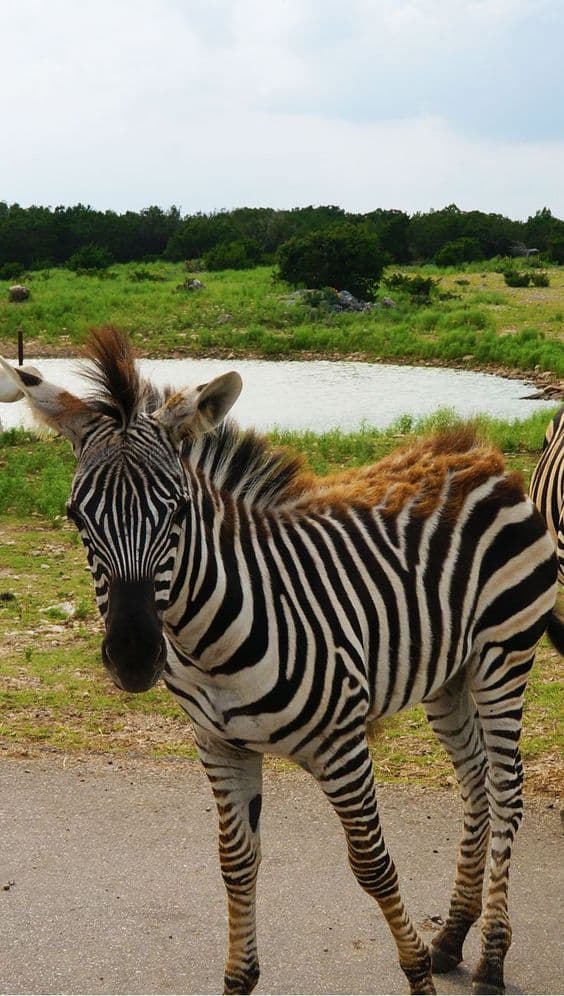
[530,406,564,583]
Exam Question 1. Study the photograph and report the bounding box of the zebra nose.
[102,579,166,693]
[102,632,166,692]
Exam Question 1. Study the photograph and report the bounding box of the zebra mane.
[181,421,309,510]
[81,325,166,423]
[77,329,521,517]
[181,422,518,519]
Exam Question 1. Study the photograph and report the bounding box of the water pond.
[0,356,555,433]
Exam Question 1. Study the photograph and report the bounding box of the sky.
[2,0,563,220]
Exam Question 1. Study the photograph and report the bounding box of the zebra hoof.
[223,961,260,995]
[472,956,505,995]
[430,927,464,974]
[431,944,462,974]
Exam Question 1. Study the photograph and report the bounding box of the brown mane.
[291,426,524,520]
[78,328,523,519]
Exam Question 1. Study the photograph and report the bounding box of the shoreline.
[0,337,562,400]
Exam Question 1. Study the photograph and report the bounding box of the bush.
[276,224,385,301]
[530,271,550,287]
[0,261,24,281]
[203,239,262,271]
[128,268,166,282]
[435,237,483,266]
[547,234,564,264]
[503,269,531,287]
[382,272,438,303]
[66,243,113,272]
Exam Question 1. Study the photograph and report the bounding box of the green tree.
[277,224,385,300]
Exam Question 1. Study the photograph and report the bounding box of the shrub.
[276,224,385,301]
[382,272,438,303]
[435,237,482,266]
[203,239,262,271]
[503,269,531,287]
[0,261,24,281]
[546,234,564,264]
[530,271,550,287]
[66,243,113,272]
[526,253,546,268]
[128,268,166,282]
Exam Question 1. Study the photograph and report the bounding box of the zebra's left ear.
[154,371,243,444]
[0,358,92,446]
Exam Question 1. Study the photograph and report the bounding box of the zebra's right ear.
[0,358,92,447]
[153,371,243,444]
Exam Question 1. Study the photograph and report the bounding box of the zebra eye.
[172,495,189,524]
[66,502,84,529]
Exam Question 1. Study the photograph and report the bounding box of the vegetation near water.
[1,411,561,792]
[0,261,563,377]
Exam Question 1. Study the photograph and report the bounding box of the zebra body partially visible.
[2,327,562,996]
[162,425,549,757]
[530,406,564,584]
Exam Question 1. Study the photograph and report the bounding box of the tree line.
[1,200,564,274]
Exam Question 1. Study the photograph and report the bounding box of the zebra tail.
[547,609,564,655]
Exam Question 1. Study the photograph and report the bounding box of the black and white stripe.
[530,406,564,584]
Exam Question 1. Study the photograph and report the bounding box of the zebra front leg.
[314,738,435,995]
[423,672,489,974]
[195,729,263,995]
[470,651,534,995]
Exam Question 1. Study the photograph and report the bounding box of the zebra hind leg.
[313,737,435,995]
[195,730,263,996]
[469,649,535,996]
[423,671,489,975]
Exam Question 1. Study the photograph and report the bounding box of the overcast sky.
[2,0,563,219]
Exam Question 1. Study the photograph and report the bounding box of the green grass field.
[1,412,562,791]
[1,261,563,376]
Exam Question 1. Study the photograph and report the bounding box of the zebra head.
[0,329,241,693]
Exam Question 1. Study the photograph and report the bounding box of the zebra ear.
[0,358,91,446]
[154,371,243,443]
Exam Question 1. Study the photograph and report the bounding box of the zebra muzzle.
[102,578,167,693]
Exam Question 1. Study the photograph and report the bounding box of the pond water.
[0,356,555,433]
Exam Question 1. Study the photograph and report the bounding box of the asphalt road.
[1,756,562,995]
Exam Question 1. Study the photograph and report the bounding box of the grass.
[0,411,562,791]
[0,261,563,377]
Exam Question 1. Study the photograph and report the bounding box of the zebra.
[1,326,562,996]
[529,406,563,584]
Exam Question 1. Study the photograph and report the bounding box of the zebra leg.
[195,729,263,996]
[313,739,435,995]
[423,672,489,974]
[469,651,534,995]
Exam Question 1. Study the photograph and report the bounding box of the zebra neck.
[164,478,256,665]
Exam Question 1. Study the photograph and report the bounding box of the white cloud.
[0,0,562,216]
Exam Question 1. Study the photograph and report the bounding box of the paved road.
[1,756,562,995]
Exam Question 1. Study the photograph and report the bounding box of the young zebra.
[2,327,562,996]
[529,406,563,584]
